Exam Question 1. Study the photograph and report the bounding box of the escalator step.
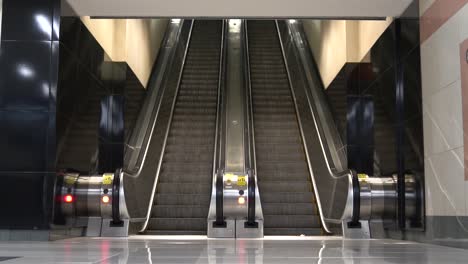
[261,192,315,204]
[147,218,206,231]
[147,20,222,234]
[264,228,323,236]
[262,203,317,215]
[248,20,321,235]
[154,194,211,206]
[152,205,209,218]
[263,215,321,228]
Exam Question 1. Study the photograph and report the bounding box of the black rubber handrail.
[111,169,123,226]
[349,171,361,228]
[243,20,259,228]
[213,20,228,228]
[245,169,258,228]
[214,169,226,227]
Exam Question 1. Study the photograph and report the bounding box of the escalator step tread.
[147,218,207,232]
[262,203,318,215]
[248,20,321,235]
[264,228,323,236]
[263,215,322,228]
[261,192,315,204]
[152,205,209,218]
[154,194,211,205]
[147,20,221,233]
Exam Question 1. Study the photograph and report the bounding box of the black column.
[393,19,406,230]
[0,0,59,229]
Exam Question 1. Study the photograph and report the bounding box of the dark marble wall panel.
[56,17,108,172]
[98,95,125,173]
[0,0,60,229]
[325,1,423,178]
[56,18,136,174]
[0,41,52,110]
[347,96,374,175]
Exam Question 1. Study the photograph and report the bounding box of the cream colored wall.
[303,18,392,88]
[357,19,393,61]
[81,17,168,87]
[125,19,168,88]
[421,4,468,217]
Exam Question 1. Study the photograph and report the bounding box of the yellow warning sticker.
[357,174,368,181]
[103,173,114,185]
[237,176,247,186]
[64,176,76,185]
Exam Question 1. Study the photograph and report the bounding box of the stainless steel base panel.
[236,220,263,238]
[85,217,102,237]
[101,219,129,237]
[342,220,370,239]
[208,220,236,238]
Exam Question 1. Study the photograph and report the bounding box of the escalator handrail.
[243,21,257,186]
[274,20,356,233]
[137,20,195,232]
[243,20,261,226]
[214,20,228,226]
[246,169,256,226]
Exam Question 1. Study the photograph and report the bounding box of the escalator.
[55,19,423,238]
[247,20,322,236]
[145,20,223,235]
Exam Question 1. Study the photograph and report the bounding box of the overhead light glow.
[35,13,51,37]
[17,64,35,78]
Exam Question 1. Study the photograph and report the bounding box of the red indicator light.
[102,195,110,204]
[64,194,74,203]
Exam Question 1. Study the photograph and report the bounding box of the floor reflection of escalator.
[145,20,222,235]
[247,20,322,236]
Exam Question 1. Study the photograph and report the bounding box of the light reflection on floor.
[1,235,468,263]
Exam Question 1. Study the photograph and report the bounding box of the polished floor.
[0,236,468,263]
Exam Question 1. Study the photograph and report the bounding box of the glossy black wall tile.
[1,0,59,42]
[56,17,107,171]
[0,0,60,230]
[347,96,374,175]
[0,41,52,110]
[403,48,423,121]
[0,111,49,172]
[98,95,125,173]
[56,18,132,173]
[370,28,395,76]
[0,172,52,229]
[325,0,424,179]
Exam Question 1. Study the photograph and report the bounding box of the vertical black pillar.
[393,19,406,230]
[0,0,59,230]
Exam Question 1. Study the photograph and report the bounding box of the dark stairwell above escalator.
[57,66,146,173]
